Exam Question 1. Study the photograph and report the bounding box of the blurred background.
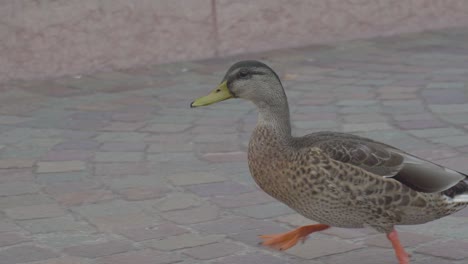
[2,0,468,82]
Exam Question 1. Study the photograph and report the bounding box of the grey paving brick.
[18,215,95,234]
[118,222,188,242]
[0,245,59,264]
[36,171,90,184]
[72,200,149,218]
[396,119,446,130]
[63,240,135,258]
[213,252,289,264]
[147,152,196,162]
[415,240,468,260]
[162,205,219,224]
[95,132,148,141]
[155,193,202,211]
[184,242,244,260]
[194,216,287,235]
[211,191,275,208]
[0,232,30,247]
[342,122,392,132]
[36,161,86,173]
[430,135,468,147]
[37,233,118,250]
[0,194,55,210]
[0,169,34,184]
[94,162,151,176]
[407,127,465,138]
[147,142,193,153]
[167,171,226,186]
[429,103,468,113]
[53,139,100,150]
[100,142,147,152]
[427,82,465,89]
[233,202,294,219]
[0,159,35,169]
[440,113,468,124]
[286,238,364,259]
[32,256,95,264]
[4,204,66,220]
[0,221,20,233]
[0,182,40,196]
[186,181,255,197]
[41,149,94,161]
[322,248,396,264]
[94,152,143,162]
[141,123,191,133]
[97,249,182,264]
[102,175,167,190]
[145,233,225,251]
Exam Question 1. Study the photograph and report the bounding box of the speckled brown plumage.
[249,126,466,233]
[191,60,468,264]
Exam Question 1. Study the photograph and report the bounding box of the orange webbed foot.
[259,224,330,251]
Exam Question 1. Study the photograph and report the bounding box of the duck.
[190,60,468,264]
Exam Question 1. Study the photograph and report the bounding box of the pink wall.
[2,0,468,82]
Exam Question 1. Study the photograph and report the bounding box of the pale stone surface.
[3,1,468,82]
[36,161,86,173]
[286,238,364,259]
[216,0,468,56]
[167,171,226,186]
[145,233,225,251]
[156,193,202,211]
[0,0,216,82]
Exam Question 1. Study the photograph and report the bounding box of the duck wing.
[302,132,467,194]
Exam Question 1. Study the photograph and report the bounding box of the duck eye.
[238,70,249,78]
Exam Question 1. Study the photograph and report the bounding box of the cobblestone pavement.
[2,28,468,264]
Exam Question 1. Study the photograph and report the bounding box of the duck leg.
[387,229,410,264]
[259,224,330,251]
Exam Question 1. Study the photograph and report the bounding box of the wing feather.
[300,132,466,193]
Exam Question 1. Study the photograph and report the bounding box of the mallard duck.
[190,60,468,264]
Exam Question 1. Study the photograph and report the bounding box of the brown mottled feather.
[249,127,467,233]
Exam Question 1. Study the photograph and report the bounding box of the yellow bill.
[190,81,233,108]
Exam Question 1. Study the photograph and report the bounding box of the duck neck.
[255,98,292,141]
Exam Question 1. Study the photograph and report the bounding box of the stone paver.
[18,215,96,234]
[415,239,468,260]
[286,238,364,259]
[0,245,59,264]
[97,249,182,264]
[213,252,292,264]
[0,182,40,196]
[233,202,293,219]
[4,204,66,220]
[0,159,35,169]
[183,242,243,260]
[36,161,86,173]
[1,28,468,263]
[0,232,30,247]
[162,205,219,224]
[145,233,225,251]
[63,240,135,258]
[118,222,189,242]
[155,192,202,211]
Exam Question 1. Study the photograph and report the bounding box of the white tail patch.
[453,194,468,203]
